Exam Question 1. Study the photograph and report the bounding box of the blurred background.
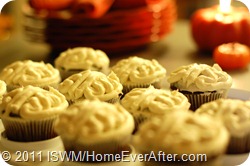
[0,0,248,67]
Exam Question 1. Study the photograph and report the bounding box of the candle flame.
[219,0,232,13]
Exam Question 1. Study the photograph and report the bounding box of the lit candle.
[191,0,250,52]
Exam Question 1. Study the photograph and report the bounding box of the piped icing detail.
[58,70,122,102]
[133,111,229,155]
[121,86,190,114]
[167,63,232,92]
[196,99,250,137]
[0,86,68,120]
[0,60,61,87]
[55,47,110,71]
[111,56,166,85]
[54,100,134,144]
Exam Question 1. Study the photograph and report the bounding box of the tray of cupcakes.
[0,47,249,166]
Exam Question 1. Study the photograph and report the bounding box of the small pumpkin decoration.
[213,42,250,70]
[191,5,250,52]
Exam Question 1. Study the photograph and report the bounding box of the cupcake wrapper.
[180,90,226,111]
[227,134,250,154]
[106,97,120,104]
[1,116,58,142]
[132,113,149,134]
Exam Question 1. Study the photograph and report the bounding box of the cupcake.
[54,47,110,80]
[0,60,61,91]
[0,80,6,103]
[58,70,123,103]
[0,85,69,142]
[111,56,167,94]
[196,99,250,154]
[133,111,229,165]
[121,86,190,132]
[54,100,134,162]
[167,63,232,111]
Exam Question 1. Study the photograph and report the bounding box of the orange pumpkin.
[191,5,250,52]
[29,0,74,10]
[213,42,250,70]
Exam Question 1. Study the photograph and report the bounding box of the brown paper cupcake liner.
[179,91,225,111]
[132,113,149,134]
[227,134,250,154]
[1,116,58,142]
[106,97,121,104]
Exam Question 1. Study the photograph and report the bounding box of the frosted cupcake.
[196,99,250,154]
[0,80,6,103]
[58,70,123,103]
[54,100,134,162]
[111,56,166,94]
[0,60,61,91]
[133,111,229,165]
[167,63,232,111]
[0,85,69,142]
[54,47,110,80]
[121,86,190,131]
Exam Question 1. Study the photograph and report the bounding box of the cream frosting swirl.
[196,99,250,137]
[0,80,6,104]
[54,100,134,144]
[0,80,6,99]
[133,111,229,155]
[168,63,232,92]
[121,86,190,115]
[55,47,110,71]
[0,60,61,87]
[111,56,166,85]
[0,86,69,120]
[58,70,123,102]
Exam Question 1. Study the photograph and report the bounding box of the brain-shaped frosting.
[121,86,190,114]
[0,60,61,87]
[55,47,110,71]
[196,99,250,137]
[133,111,229,155]
[0,80,6,98]
[111,56,166,85]
[58,70,123,102]
[168,63,232,91]
[54,100,134,144]
[0,86,69,119]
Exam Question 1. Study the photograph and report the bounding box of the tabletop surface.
[0,19,250,165]
[0,20,249,92]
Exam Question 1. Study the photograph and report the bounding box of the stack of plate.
[22,0,177,54]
